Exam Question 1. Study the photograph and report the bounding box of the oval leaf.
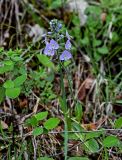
[34,111,48,121]
[114,117,122,129]
[6,87,21,99]
[84,138,99,153]
[103,135,120,148]
[97,46,108,54]
[32,127,43,136]
[26,116,38,127]
[3,80,14,89]
[37,54,54,68]
[44,118,60,130]
[14,74,27,87]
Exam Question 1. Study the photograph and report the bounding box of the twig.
[51,139,86,157]
[0,129,122,141]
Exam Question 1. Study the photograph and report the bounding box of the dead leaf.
[101,12,107,22]
[78,77,94,100]
[19,99,28,108]
[82,123,97,130]
[33,97,40,113]
[68,0,88,26]
[28,24,45,43]
[0,120,8,129]
[82,117,107,130]
[85,78,93,89]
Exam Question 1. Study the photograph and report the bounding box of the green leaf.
[103,135,120,148]
[86,5,101,15]
[64,60,71,67]
[7,49,14,56]
[0,67,5,74]
[68,133,79,140]
[85,131,102,140]
[34,111,48,121]
[19,67,27,75]
[44,118,60,130]
[75,102,83,122]
[68,157,89,160]
[0,87,5,103]
[14,74,27,87]
[94,52,102,61]
[115,117,122,128]
[0,64,14,74]
[0,47,4,53]
[81,37,89,45]
[32,127,43,136]
[37,54,54,68]
[84,139,99,153]
[49,0,62,9]
[45,71,54,82]
[12,56,23,62]
[59,97,66,112]
[97,46,109,54]
[4,60,13,66]
[72,14,80,26]
[115,100,122,104]
[0,60,14,74]
[37,157,54,160]
[93,39,101,47]
[26,116,38,127]
[112,32,119,42]
[4,64,14,72]
[6,87,21,98]
[3,80,14,89]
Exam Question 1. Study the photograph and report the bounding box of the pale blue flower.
[60,50,72,61]
[43,39,59,56]
[49,39,59,50]
[44,44,55,56]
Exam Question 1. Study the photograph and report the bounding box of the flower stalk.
[59,62,68,160]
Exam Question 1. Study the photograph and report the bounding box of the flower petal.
[65,40,71,50]
[50,39,59,50]
[44,46,55,56]
[66,30,71,40]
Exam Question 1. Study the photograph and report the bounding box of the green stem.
[59,62,68,160]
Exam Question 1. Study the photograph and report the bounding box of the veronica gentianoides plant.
[42,19,73,160]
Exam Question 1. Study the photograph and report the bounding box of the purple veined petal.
[60,50,72,61]
[44,46,55,56]
[45,42,53,50]
[65,40,71,50]
[47,32,52,35]
[49,39,59,50]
